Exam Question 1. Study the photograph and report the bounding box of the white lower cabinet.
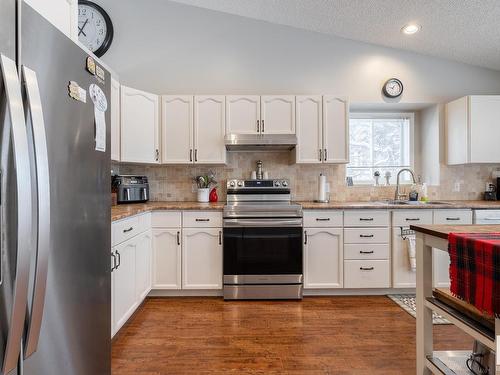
[112,237,138,335]
[182,228,223,289]
[432,209,472,288]
[344,260,390,288]
[152,228,182,289]
[303,228,343,289]
[136,231,152,301]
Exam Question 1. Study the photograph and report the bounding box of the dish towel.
[405,235,417,271]
[448,233,500,316]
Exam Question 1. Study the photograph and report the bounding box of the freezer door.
[20,4,111,375]
[0,54,34,375]
[0,0,16,61]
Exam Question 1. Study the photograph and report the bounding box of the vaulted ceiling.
[171,0,500,71]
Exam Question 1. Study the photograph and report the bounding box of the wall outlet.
[192,183,198,193]
[453,182,461,192]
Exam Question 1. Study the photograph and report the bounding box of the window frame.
[347,112,415,185]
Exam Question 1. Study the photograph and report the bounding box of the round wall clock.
[78,1,114,57]
[382,78,404,98]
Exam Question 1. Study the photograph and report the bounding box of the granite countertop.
[297,200,500,210]
[112,200,500,221]
[410,224,500,240]
[112,201,225,221]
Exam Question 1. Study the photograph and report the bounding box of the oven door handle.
[223,218,303,227]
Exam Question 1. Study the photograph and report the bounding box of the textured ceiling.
[170,0,500,71]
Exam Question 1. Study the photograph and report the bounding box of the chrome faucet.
[394,168,416,201]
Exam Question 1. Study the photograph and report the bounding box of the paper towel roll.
[318,174,327,201]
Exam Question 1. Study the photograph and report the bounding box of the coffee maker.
[484,182,496,201]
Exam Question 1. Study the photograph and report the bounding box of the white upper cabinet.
[161,95,193,164]
[446,95,500,164]
[25,0,78,40]
[193,96,226,164]
[226,96,261,135]
[295,96,349,164]
[323,96,349,163]
[295,96,323,163]
[261,95,296,134]
[120,85,160,164]
[110,77,120,161]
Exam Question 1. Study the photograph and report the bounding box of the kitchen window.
[346,113,414,185]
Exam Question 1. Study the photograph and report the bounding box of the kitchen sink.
[374,200,448,206]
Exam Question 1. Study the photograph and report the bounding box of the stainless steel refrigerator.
[0,1,111,374]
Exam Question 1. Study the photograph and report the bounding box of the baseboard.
[148,289,223,297]
[147,288,415,298]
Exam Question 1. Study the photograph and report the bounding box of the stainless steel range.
[223,179,303,300]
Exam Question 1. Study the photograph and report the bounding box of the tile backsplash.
[112,152,500,202]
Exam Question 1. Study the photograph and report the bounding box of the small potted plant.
[194,171,217,203]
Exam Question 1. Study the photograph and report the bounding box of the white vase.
[197,188,210,203]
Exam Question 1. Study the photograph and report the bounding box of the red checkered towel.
[448,233,500,316]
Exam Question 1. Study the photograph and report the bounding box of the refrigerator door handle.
[21,66,51,359]
[0,54,33,375]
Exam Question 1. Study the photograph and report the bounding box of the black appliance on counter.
[223,179,303,300]
[112,175,150,204]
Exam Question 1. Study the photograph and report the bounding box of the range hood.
[225,133,297,151]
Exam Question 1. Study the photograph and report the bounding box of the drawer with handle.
[433,210,472,225]
[344,260,390,288]
[303,210,343,227]
[183,211,222,227]
[344,228,390,244]
[392,210,433,227]
[344,244,390,260]
[151,211,181,228]
[344,210,390,227]
[474,209,500,223]
[112,215,141,246]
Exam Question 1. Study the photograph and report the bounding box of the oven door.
[223,219,303,283]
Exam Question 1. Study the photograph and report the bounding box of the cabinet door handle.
[319,149,323,162]
[405,218,420,221]
[360,267,374,271]
[316,218,330,221]
[257,120,260,132]
[177,231,181,246]
[324,148,327,161]
[359,234,374,238]
[195,218,210,222]
[359,250,374,254]
[123,227,133,233]
[154,149,159,161]
[446,217,460,221]
[304,230,308,245]
[116,251,121,269]
[219,231,222,245]
[359,218,374,221]
[262,119,264,132]
[194,149,198,162]
[189,149,193,162]
[111,253,117,271]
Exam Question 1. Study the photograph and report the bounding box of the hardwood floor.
[112,296,472,375]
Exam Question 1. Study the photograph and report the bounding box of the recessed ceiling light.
[401,23,421,35]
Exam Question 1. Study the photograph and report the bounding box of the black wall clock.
[382,78,404,98]
[78,1,114,57]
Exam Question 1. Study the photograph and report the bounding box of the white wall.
[96,0,500,104]
[419,105,441,185]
